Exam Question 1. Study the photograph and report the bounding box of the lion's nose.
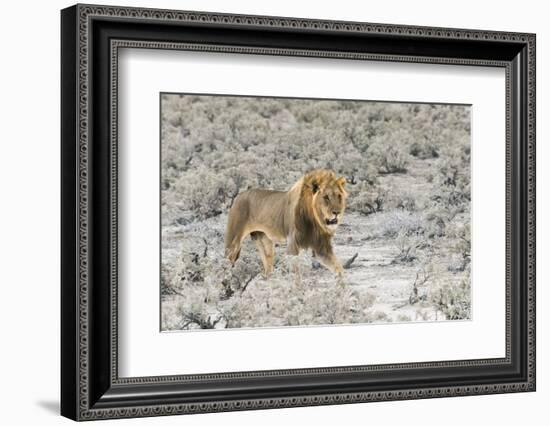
[332,211,340,216]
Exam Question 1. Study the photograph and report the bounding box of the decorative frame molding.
[61,4,535,421]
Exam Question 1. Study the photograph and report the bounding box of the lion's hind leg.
[224,201,249,265]
[251,231,275,277]
[225,244,241,265]
[224,230,244,265]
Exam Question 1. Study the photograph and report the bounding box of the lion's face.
[311,174,347,234]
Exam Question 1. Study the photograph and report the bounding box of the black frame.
[61,4,536,421]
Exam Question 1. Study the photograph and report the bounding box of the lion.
[224,169,348,277]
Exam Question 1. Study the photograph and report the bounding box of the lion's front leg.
[317,249,345,278]
[287,235,302,284]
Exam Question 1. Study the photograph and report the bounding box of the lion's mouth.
[325,218,338,226]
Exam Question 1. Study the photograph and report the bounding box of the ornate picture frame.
[61,4,535,421]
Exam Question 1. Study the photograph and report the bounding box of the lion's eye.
[323,195,330,202]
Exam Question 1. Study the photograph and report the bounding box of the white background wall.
[0,0,546,424]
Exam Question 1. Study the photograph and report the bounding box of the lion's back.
[236,188,287,218]
[227,188,290,238]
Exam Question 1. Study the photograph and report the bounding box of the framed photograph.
[61,4,536,421]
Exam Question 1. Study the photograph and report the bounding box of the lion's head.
[301,169,348,235]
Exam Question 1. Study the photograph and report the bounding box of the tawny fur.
[224,169,347,277]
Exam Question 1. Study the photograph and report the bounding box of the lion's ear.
[336,176,346,187]
[310,180,320,193]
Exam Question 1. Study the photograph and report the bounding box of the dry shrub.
[373,145,409,174]
[428,276,471,320]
